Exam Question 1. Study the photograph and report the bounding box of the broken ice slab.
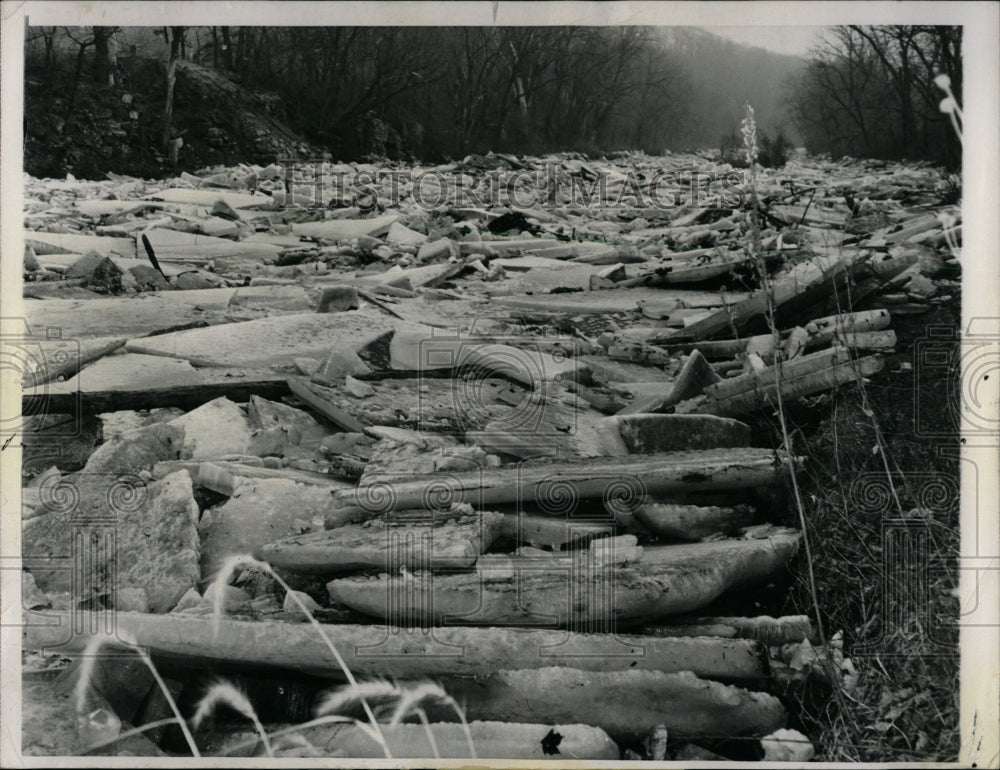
[387,324,588,387]
[124,310,398,368]
[770,204,846,227]
[139,228,281,262]
[493,286,751,315]
[19,336,125,388]
[494,263,614,294]
[32,251,196,278]
[199,477,363,581]
[290,214,398,241]
[142,187,276,210]
[468,412,751,461]
[157,211,242,238]
[616,349,720,415]
[24,295,209,339]
[23,470,200,612]
[165,396,257,459]
[24,359,288,415]
[72,199,164,218]
[612,413,750,453]
[491,255,585,271]
[384,221,428,247]
[25,231,137,258]
[460,237,560,256]
[23,353,195,398]
[367,259,464,289]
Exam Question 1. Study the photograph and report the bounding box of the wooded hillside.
[25,25,806,176]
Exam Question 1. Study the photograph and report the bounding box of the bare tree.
[161,26,185,156]
[61,27,94,132]
[789,25,961,166]
[91,27,119,86]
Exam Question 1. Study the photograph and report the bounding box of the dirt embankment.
[25,57,320,180]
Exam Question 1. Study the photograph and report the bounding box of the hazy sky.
[705,26,825,57]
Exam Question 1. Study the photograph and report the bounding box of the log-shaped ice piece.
[327,530,802,626]
[648,252,746,285]
[442,667,786,742]
[683,354,885,418]
[651,309,892,357]
[23,614,770,681]
[669,254,913,342]
[498,512,614,547]
[807,308,891,337]
[330,448,795,519]
[634,500,755,540]
[217,720,619,759]
[642,614,813,644]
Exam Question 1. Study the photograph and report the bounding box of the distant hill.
[657,27,807,149]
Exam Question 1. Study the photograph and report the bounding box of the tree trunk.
[161,26,183,156]
[42,28,55,73]
[220,26,234,70]
[236,27,246,75]
[63,40,91,133]
[92,27,113,86]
